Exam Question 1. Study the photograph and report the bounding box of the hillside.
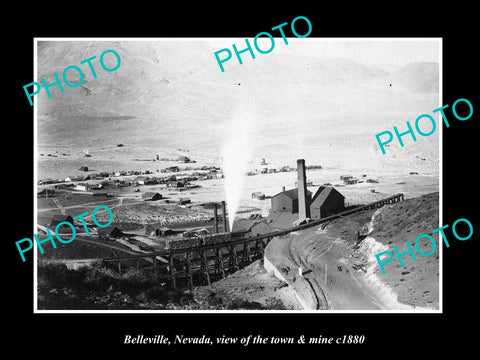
[36,41,439,173]
[386,62,439,93]
[264,192,439,310]
[362,192,439,308]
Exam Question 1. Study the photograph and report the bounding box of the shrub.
[264,297,287,310]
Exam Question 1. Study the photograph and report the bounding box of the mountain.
[386,62,439,93]
[35,41,440,177]
[36,42,391,120]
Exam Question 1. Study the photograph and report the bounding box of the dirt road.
[265,225,404,310]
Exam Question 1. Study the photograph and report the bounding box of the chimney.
[282,186,286,192]
[297,159,309,219]
[221,200,229,232]
[213,202,219,234]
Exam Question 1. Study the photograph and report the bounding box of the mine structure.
[102,159,405,290]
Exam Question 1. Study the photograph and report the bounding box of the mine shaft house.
[271,188,313,213]
[309,186,345,220]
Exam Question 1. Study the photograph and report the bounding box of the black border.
[6,5,478,355]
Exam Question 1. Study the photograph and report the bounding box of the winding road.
[265,225,389,310]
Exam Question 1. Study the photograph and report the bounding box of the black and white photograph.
[6,6,478,356]
[34,38,441,312]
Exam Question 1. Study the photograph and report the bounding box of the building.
[167,179,189,188]
[177,197,191,205]
[250,212,300,235]
[142,192,163,201]
[309,186,345,220]
[50,214,74,228]
[251,191,265,200]
[75,183,91,191]
[177,155,192,163]
[37,189,55,198]
[145,225,177,237]
[55,183,75,190]
[92,190,108,196]
[271,188,312,213]
[78,166,89,172]
[344,178,359,185]
[166,166,180,172]
[98,226,123,238]
[38,179,54,185]
[134,176,149,185]
[294,179,313,187]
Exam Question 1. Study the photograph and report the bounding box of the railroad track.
[102,193,404,289]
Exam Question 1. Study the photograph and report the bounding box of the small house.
[75,183,91,191]
[50,214,74,228]
[142,192,163,201]
[145,225,177,237]
[37,189,56,198]
[134,176,149,185]
[177,155,192,163]
[92,190,108,196]
[98,226,123,238]
[167,179,188,188]
[177,197,191,205]
[294,180,313,187]
[166,166,180,172]
[251,191,265,200]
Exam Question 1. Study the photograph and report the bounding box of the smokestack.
[213,202,218,234]
[297,159,309,219]
[221,200,229,232]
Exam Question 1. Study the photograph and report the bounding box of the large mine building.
[252,159,345,234]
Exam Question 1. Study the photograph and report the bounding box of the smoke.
[221,103,256,231]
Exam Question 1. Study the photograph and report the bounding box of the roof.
[168,179,188,185]
[38,189,55,194]
[98,226,123,236]
[142,192,161,198]
[311,186,344,205]
[263,212,299,230]
[51,214,73,222]
[273,188,312,200]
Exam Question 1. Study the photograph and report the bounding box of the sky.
[209,38,441,68]
[284,39,441,67]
